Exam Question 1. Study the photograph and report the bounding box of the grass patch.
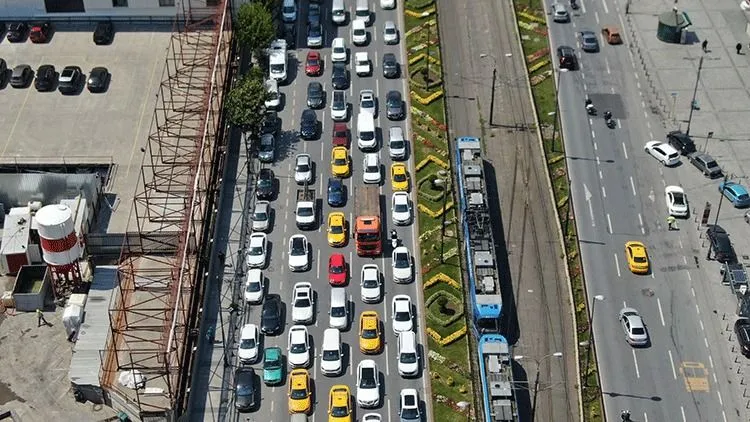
[433,402,471,422]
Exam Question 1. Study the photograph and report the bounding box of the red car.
[305,51,322,76]
[29,22,51,43]
[328,253,347,286]
[332,123,349,147]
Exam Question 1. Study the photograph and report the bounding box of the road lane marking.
[595,10,600,24]
[617,119,622,129]
[317,249,321,279]
[607,213,612,234]
[593,142,598,151]
[681,407,686,422]
[591,129,596,138]
[581,0,587,13]
[601,0,609,13]
[601,186,606,198]
[699,320,704,331]
[691,287,696,297]
[630,176,636,195]
[644,413,648,422]
[605,58,611,74]
[270,400,274,412]
[668,349,677,379]
[614,254,621,277]
[678,238,683,248]
[717,390,723,406]
[657,298,665,326]
[696,304,701,315]
[704,337,708,347]
[595,156,600,165]
[709,355,714,368]
[598,170,603,179]
[632,349,640,378]
[385,343,390,375]
[680,362,710,392]
[723,411,728,422]
[638,213,645,234]
[622,142,629,159]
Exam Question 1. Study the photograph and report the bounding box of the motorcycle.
[604,111,616,129]
[585,99,596,115]
[570,0,579,9]
[391,230,399,248]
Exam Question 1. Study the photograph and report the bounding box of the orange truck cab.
[354,186,382,256]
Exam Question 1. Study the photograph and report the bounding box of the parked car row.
[1,20,115,45]
[0,61,109,93]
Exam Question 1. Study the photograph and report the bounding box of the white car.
[552,2,569,22]
[352,19,368,45]
[362,414,382,422]
[360,264,382,303]
[392,192,412,225]
[294,153,313,184]
[264,79,281,110]
[388,126,407,160]
[356,360,381,407]
[238,323,260,364]
[399,389,421,421]
[244,268,265,304]
[252,200,271,232]
[246,233,268,268]
[320,328,343,376]
[397,330,420,377]
[363,153,382,184]
[391,294,414,334]
[288,234,310,272]
[355,51,372,76]
[392,246,413,283]
[380,0,395,9]
[331,90,348,121]
[292,282,315,324]
[619,307,649,346]
[644,141,680,166]
[383,21,399,44]
[287,325,310,367]
[359,89,376,115]
[665,185,689,217]
[331,37,347,62]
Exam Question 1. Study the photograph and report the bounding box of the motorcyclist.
[585,98,595,113]
[604,110,612,121]
[391,230,398,247]
[620,410,631,421]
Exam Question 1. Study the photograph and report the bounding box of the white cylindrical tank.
[35,204,84,284]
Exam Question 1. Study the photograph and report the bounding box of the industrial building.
[0,0,222,19]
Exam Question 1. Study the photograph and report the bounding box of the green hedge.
[425,290,466,327]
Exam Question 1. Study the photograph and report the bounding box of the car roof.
[265,346,281,357]
[665,185,684,193]
[241,323,257,337]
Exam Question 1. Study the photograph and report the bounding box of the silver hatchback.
[552,3,569,22]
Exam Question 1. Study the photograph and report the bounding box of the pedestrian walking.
[737,42,743,54]
[667,215,677,230]
[702,40,708,52]
[36,308,49,327]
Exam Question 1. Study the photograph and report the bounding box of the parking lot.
[0,23,172,232]
[0,23,173,420]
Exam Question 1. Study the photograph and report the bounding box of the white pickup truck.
[354,51,371,76]
[268,39,288,83]
[295,188,316,230]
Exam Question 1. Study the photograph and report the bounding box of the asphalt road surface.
[225,1,430,421]
[549,1,743,420]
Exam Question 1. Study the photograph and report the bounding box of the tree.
[224,67,268,132]
[236,2,276,58]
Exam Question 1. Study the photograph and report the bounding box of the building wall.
[0,0,221,19]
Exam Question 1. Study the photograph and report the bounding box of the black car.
[667,130,696,155]
[735,318,750,357]
[282,23,296,49]
[299,109,318,139]
[9,65,32,88]
[256,168,275,200]
[6,22,28,43]
[706,225,736,263]
[58,66,83,94]
[93,21,114,45]
[332,62,350,90]
[87,67,110,93]
[557,46,577,70]
[0,59,6,85]
[234,368,257,412]
[260,295,283,335]
[328,177,346,207]
[386,90,404,120]
[307,81,324,109]
[34,64,56,91]
[382,53,399,78]
[260,111,280,135]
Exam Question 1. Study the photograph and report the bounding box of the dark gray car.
[580,30,599,52]
[386,90,404,120]
[307,82,324,108]
[234,368,256,412]
[688,152,722,178]
[10,65,32,88]
[382,53,399,78]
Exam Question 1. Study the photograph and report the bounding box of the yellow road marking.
[680,361,710,392]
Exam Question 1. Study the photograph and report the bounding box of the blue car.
[328,177,346,207]
[719,181,750,208]
[262,347,283,386]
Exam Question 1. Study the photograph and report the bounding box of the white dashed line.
[667,349,677,379]
[699,320,704,331]
[622,142,629,159]
[696,304,701,315]
[681,406,687,422]
[630,176,636,195]
[601,186,606,198]
[687,272,692,281]
[704,337,708,347]
[607,213,612,233]
[632,349,640,378]
[709,355,714,368]
[594,142,598,151]
[657,298,665,326]
[614,254,621,277]
[691,287,696,296]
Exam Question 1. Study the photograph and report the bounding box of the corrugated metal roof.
[69,265,117,387]
[1,208,30,255]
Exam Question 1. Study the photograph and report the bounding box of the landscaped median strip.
[513,0,604,420]
[404,0,477,419]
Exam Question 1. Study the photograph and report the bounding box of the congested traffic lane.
[230,1,431,421]
[548,2,738,421]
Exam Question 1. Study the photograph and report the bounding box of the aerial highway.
[548,0,744,420]
[223,0,431,421]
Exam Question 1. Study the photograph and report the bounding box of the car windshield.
[633,256,647,263]
[386,27,396,35]
[363,277,378,288]
[672,193,685,205]
[395,203,409,212]
[334,46,345,54]
[331,306,346,317]
[298,207,313,217]
[396,311,410,321]
[291,241,305,255]
[282,6,294,12]
[330,225,343,234]
[394,173,406,182]
[707,161,718,168]
[632,327,646,335]
[291,387,307,399]
[236,384,253,396]
[354,28,365,35]
[254,211,267,221]
[400,352,417,363]
[310,26,321,37]
[362,99,374,108]
[366,165,378,173]
[308,58,318,66]
[333,101,345,110]
[395,253,409,267]
[258,179,271,188]
[358,233,379,241]
[330,264,344,274]
[335,157,347,165]
[295,298,311,308]
[263,304,277,317]
[270,64,284,73]
[249,245,263,255]
[360,370,376,387]
[291,342,306,353]
[323,349,340,361]
[391,140,404,149]
[241,338,256,348]
[331,405,349,417]
[297,162,310,172]
[401,408,419,418]
[360,131,375,141]
[264,355,280,369]
[739,194,750,200]
[362,328,378,339]
[246,282,261,292]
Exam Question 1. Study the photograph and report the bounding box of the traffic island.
[513,0,604,420]
[404,0,476,420]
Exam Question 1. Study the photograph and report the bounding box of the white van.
[355,0,371,24]
[329,287,348,329]
[352,19,367,46]
[357,112,376,150]
[282,0,297,23]
[331,0,346,25]
[397,330,420,377]
[320,328,343,376]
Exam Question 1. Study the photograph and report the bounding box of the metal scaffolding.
[102,0,233,418]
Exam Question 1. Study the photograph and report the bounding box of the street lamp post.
[709,176,730,252]
[490,67,498,126]
[686,55,705,136]
[583,294,605,387]
[514,352,564,421]
[703,131,714,153]
[551,68,568,152]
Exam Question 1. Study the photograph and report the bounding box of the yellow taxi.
[391,163,409,191]
[327,212,347,247]
[331,147,351,177]
[288,369,312,414]
[625,241,649,274]
[328,385,352,422]
[359,311,382,354]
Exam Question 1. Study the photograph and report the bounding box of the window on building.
[159,0,175,5]
[112,0,128,6]
[207,0,219,5]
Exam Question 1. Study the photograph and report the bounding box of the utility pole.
[584,295,605,387]
[686,55,704,136]
[713,175,729,228]
[490,68,497,126]
[703,131,714,153]
[551,69,567,152]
